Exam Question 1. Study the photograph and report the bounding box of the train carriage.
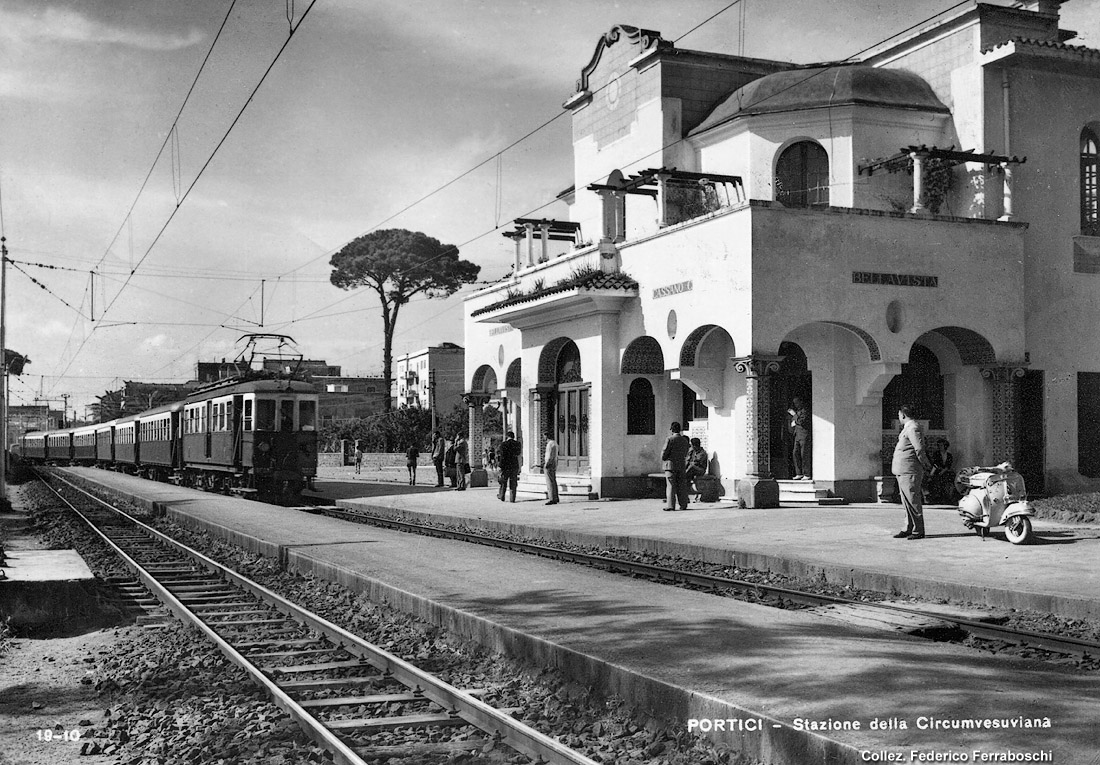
[181,378,318,498]
[95,421,115,465]
[46,431,71,463]
[16,371,317,502]
[73,426,97,465]
[22,432,46,461]
[114,416,138,469]
[136,402,181,480]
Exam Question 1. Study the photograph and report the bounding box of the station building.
[462,1,1100,504]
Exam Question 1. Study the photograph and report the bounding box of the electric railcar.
[16,377,319,501]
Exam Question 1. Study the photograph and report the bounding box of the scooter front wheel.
[1004,515,1033,545]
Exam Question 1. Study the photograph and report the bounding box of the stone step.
[777,480,848,506]
[515,473,593,499]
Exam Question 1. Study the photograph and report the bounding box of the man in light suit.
[892,404,933,539]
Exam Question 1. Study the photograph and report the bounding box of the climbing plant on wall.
[921,157,957,215]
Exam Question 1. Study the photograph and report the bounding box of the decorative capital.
[731,355,783,378]
[980,366,1027,382]
[462,392,492,408]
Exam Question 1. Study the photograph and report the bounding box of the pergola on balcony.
[859,145,1026,219]
[502,218,584,273]
[587,167,746,239]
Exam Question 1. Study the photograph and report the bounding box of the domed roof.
[690,64,949,136]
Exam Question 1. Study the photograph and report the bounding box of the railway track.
[40,472,600,765]
[315,504,1100,662]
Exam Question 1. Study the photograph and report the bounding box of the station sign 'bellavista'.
[653,280,693,299]
[851,271,939,288]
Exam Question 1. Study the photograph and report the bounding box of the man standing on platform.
[892,404,932,540]
[430,431,445,487]
[497,430,521,502]
[661,421,691,511]
[454,432,469,491]
[543,429,559,505]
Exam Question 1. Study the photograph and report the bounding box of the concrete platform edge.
[53,470,865,763]
[336,501,1100,621]
[286,546,862,765]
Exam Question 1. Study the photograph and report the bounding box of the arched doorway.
[536,339,590,474]
[553,340,589,473]
[770,341,812,479]
[881,344,944,429]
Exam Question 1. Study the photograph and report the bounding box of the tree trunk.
[382,311,393,412]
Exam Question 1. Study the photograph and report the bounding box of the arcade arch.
[676,324,735,419]
[470,364,497,394]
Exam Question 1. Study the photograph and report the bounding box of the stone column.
[980,366,1026,465]
[910,151,927,214]
[509,233,522,276]
[524,222,535,267]
[655,171,670,228]
[732,355,783,508]
[999,163,1016,222]
[463,392,491,487]
[539,223,550,264]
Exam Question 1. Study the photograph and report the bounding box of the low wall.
[323,452,435,468]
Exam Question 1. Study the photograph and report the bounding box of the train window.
[280,400,295,432]
[299,401,316,431]
[243,400,253,431]
[255,400,276,431]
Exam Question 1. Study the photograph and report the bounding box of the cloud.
[0,5,205,51]
[0,70,77,102]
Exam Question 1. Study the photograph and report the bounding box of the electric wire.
[93,0,240,273]
[49,0,320,394]
[7,260,88,319]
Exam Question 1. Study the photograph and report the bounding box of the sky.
[1,0,1098,417]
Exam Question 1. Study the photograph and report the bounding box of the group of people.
[659,421,710,511]
[426,431,471,490]
[351,403,953,532]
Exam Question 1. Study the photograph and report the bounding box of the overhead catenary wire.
[49,0,321,395]
[93,0,240,274]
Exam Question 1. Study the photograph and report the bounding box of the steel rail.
[39,476,372,765]
[322,505,1100,660]
[44,472,601,765]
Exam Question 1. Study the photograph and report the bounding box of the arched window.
[1082,128,1099,237]
[556,342,582,383]
[626,378,655,435]
[775,141,830,208]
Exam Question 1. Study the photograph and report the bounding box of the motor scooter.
[955,462,1035,544]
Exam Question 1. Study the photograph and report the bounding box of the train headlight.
[258,442,271,452]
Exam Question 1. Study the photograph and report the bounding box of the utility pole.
[1,235,8,507]
[60,393,70,427]
[429,369,437,433]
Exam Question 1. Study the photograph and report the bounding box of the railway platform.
[305,466,1100,622]
[53,467,1100,765]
